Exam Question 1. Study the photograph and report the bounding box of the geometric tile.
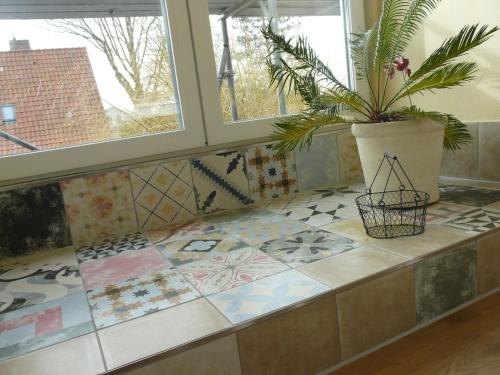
[201,208,277,230]
[0,247,82,313]
[259,229,361,268]
[425,201,473,224]
[309,185,365,207]
[129,160,197,231]
[178,248,289,295]
[208,270,329,324]
[79,248,171,291]
[245,144,298,202]
[157,232,250,267]
[439,184,500,207]
[225,215,312,247]
[60,170,138,246]
[191,150,253,215]
[0,182,71,258]
[439,208,500,234]
[75,232,152,264]
[415,243,477,324]
[295,133,340,192]
[0,292,93,361]
[281,201,358,227]
[87,269,201,329]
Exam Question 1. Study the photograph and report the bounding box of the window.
[1,105,16,124]
[0,0,365,182]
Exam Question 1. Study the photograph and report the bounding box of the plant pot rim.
[351,119,443,138]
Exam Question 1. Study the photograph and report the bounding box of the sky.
[0,8,348,113]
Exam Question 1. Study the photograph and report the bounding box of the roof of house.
[0,45,111,156]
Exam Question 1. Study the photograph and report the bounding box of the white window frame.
[0,0,367,183]
[188,0,368,145]
[0,0,206,182]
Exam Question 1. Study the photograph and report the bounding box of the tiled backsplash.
[0,131,364,257]
[441,122,500,181]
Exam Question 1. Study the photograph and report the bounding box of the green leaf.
[395,106,472,150]
[411,24,499,81]
[272,113,348,154]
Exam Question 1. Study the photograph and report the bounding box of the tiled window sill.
[1,182,500,374]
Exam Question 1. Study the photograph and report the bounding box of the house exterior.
[0,39,111,156]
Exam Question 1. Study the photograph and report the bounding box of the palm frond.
[411,24,499,81]
[316,89,371,118]
[262,23,349,91]
[272,113,348,153]
[392,62,477,102]
[396,106,471,150]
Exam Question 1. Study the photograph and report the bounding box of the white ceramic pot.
[351,119,444,203]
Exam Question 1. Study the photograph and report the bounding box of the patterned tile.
[415,243,477,324]
[191,151,253,214]
[61,170,138,246]
[202,208,277,229]
[144,219,218,244]
[282,201,358,227]
[0,292,93,361]
[295,133,340,191]
[87,269,200,329]
[157,232,250,266]
[439,184,500,207]
[0,247,82,313]
[129,160,197,231]
[245,144,298,201]
[309,185,365,207]
[178,248,289,295]
[76,232,151,264]
[79,248,171,290]
[208,270,329,324]
[224,215,312,247]
[425,201,472,224]
[258,230,361,268]
[0,183,71,258]
[439,208,500,234]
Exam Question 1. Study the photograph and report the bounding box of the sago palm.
[261,0,498,153]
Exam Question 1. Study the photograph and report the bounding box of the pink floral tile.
[178,247,289,295]
[80,248,171,290]
[60,170,138,245]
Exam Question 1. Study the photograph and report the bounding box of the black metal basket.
[355,153,430,239]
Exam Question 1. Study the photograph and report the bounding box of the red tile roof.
[0,47,111,156]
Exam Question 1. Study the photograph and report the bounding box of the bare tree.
[49,17,174,106]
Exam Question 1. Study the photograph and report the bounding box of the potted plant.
[261,0,498,203]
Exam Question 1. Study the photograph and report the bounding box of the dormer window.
[1,105,16,124]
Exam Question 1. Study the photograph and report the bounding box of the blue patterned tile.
[295,134,340,191]
[208,270,329,324]
[0,292,93,361]
[191,151,253,215]
[0,183,71,258]
[87,268,200,329]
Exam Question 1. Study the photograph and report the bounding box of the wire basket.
[355,153,430,239]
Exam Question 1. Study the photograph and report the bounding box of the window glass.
[209,0,349,123]
[1,105,16,123]
[0,2,181,156]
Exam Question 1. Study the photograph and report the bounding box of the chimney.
[9,39,31,51]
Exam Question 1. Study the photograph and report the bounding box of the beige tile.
[324,218,470,259]
[0,334,104,375]
[337,131,364,184]
[119,335,241,375]
[479,122,500,180]
[337,267,416,359]
[484,200,500,212]
[99,299,231,369]
[237,293,340,375]
[478,231,500,294]
[300,245,408,290]
[441,123,479,179]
